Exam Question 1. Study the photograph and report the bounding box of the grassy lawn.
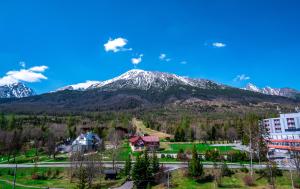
[0,167,126,189]
[161,142,235,154]
[0,148,68,164]
[153,169,298,189]
[0,167,73,188]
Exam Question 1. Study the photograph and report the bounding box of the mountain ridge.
[0,69,299,114]
[244,83,300,98]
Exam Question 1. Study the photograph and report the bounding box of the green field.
[0,167,125,189]
[161,143,235,153]
[0,148,68,164]
[153,169,298,189]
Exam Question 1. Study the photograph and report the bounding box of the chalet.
[129,136,160,151]
[71,132,102,153]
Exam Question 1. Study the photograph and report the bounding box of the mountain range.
[0,69,299,114]
[244,83,300,98]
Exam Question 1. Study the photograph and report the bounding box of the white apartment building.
[263,112,300,153]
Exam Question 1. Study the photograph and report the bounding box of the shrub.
[240,167,249,173]
[196,174,214,183]
[31,173,39,180]
[47,169,52,177]
[55,169,61,177]
[161,154,165,158]
[221,163,234,177]
[166,154,173,159]
[205,149,220,161]
[243,175,255,186]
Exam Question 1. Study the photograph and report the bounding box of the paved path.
[0,161,294,170]
[113,181,134,189]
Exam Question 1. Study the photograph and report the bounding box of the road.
[0,161,294,170]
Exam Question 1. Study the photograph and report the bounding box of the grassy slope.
[132,118,173,139]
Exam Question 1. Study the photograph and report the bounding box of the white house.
[72,132,102,153]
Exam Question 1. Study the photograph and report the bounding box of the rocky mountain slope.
[0,82,34,98]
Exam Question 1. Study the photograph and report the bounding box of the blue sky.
[0,0,300,94]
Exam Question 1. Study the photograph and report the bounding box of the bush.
[47,169,52,177]
[31,173,47,180]
[205,149,220,161]
[55,169,61,177]
[240,167,249,173]
[166,154,173,159]
[221,163,234,177]
[161,154,165,158]
[243,175,255,186]
[196,174,214,183]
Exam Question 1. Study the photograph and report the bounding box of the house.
[71,132,101,153]
[129,136,160,151]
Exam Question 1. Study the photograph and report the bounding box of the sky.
[0,0,300,94]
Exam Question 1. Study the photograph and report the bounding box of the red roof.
[129,136,159,144]
[129,136,140,143]
[142,136,159,142]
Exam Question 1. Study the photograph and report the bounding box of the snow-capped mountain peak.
[244,83,261,92]
[57,69,223,92]
[244,83,300,98]
[57,80,101,91]
[0,82,35,98]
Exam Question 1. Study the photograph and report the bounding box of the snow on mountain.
[244,83,261,93]
[56,69,223,92]
[0,82,35,98]
[56,80,101,91]
[244,83,300,98]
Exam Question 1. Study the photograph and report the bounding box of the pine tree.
[151,152,160,174]
[132,154,143,187]
[188,145,203,178]
[124,154,132,176]
[0,113,6,129]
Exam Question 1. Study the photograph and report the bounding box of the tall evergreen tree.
[151,152,160,174]
[132,154,144,187]
[0,113,6,129]
[124,154,132,176]
[188,145,203,178]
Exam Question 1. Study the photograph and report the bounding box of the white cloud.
[180,61,187,65]
[0,65,48,86]
[212,42,226,48]
[159,53,171,62]
[29,65,48,72]
[19,61,26,68]
[104,37,131,52]
[234,74,250,82]
[131,54,143,65]
[159,53,166,60]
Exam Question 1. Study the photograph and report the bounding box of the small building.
[72,132,101,153]
[103,169,117,180]
[129,136,160,152]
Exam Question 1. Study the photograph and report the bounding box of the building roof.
[129,136,159,144]
[129,136,140,143]
[142,136,159,142]
[72,132,101,146]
